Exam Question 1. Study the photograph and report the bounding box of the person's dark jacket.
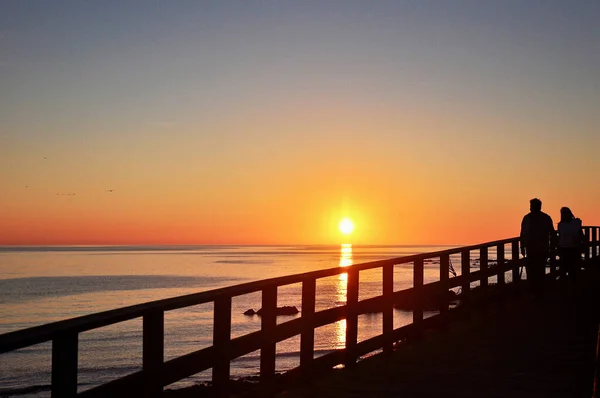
[520,211,555,256]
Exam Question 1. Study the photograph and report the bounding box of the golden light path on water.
[335,243,353,347]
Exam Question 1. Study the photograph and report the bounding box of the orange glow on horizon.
[1,167,598,246]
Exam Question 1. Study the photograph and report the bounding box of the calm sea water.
[0,244,505,397]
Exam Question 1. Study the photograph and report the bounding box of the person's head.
[560,207,574,223]
[529,198,542,213]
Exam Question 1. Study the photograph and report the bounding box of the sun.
[338,217,355,235]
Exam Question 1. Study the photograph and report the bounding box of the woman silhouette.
[557,207,584,288]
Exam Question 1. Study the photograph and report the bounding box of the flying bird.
[106,189,114,193]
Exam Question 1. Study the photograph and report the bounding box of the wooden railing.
[1,227,599,397]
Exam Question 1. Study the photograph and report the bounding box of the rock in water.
[244,306,300,316]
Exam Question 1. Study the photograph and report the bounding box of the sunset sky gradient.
[2,1,599,245]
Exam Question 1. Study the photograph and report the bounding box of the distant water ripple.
[0,275,240,304]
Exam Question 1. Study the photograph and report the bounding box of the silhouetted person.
[557,207,583,293]
[520,198,555,302]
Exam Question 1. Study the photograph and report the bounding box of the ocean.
[0,244,496,397]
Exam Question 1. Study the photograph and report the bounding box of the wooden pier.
[277,269,600,398]
[1,228,599,397]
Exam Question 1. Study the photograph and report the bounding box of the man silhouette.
[520,198,555,301]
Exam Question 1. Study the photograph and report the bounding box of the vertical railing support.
[382,263,394,354]
[260,286,277,385]
[413,258,424,335]
[592,228,598,260]
[585,227,591,262]
[143,311,164,397]
[51,333,78,398]
[549,232,557,274]
[548,231,559,278]
[511,241,521,284]
[300,278,316,370]
[496,244,505,285]
[597,227,600,259]
[345,268,359,367]
[439,254,450,321]
[213,297,232,396]
[596,227,599,259]
[461,250,470,301]
[480,247,488,291]
[593,322,600,398]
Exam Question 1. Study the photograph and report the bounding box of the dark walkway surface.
[277,273,600,398]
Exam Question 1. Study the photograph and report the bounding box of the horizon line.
[0,242,463,248]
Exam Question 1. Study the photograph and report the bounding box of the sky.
[1,1,599,245]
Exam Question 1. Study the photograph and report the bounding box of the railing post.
[549,231,557,274]
[511,241,521,284]
[597,227,600,259]
[439,254,450,320]
[593,322,600,398]
[480,247,488,291]
[496,244,505,285]
[260,286,277,385]
[413,258,424,335]
[584,227,591,262]
[549,254,557,274]
[382,263,394,354]
[213,297,232,396]
[596,227,599,259]
[592,228,598,260]
[461,250,470,301]
[345,268,359,367]
[143,311,164,397]
[51,333,78,398]
[300,278,316,370]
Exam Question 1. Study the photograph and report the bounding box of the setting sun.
[338,218,355,235]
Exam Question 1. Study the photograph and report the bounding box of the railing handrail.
[0,236,520,353]
[3,231,598,352]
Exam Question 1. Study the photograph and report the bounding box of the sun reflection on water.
[335,243,353,347]
[339,243,353,267]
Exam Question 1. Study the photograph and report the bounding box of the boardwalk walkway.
[277,273,600,398]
